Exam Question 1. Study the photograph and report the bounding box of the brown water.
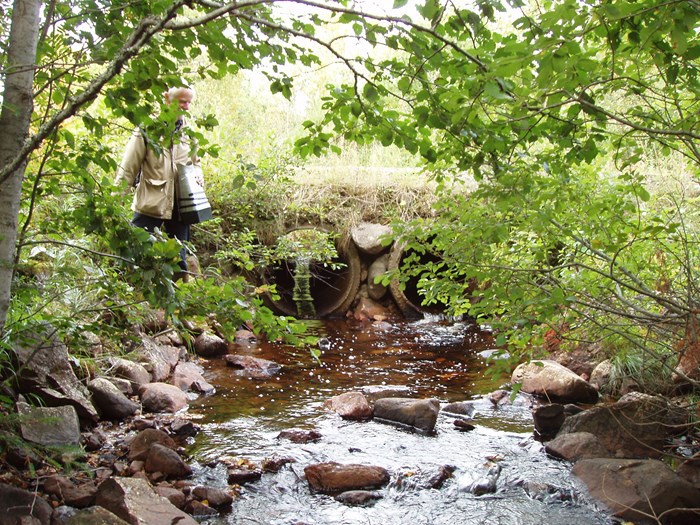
[187,318,611,525]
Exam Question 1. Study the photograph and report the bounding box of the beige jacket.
[115,127,195,220]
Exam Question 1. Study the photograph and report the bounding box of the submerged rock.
[442,401,476,418]
[277,428,322,443]
[191,486,233,509]
[224,354,282,378]
[335,490,382,506]
[461,463,502,496]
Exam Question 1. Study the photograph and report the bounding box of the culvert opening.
[388,241,450,318]
[263,227,361,319]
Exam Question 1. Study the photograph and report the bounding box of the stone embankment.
[512,358,700,524]
[3,316,700,524]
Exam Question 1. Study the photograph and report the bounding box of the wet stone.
[424,465,457,489]
[277,428,322,443]
[144,443,192,478]
[224,354,282,378]
[335,490,382,506]
[262,455,295,473]
[304,462,390,494]
[324,391,373,420]
[532,403,566,439]
[185,499,219,518]
[373,397,440,434]
[442,401,476,418]
[191,485,233,508]
[227,466,263,485]
[453,419,476,432]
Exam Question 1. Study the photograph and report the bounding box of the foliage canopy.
[1,0,699,389]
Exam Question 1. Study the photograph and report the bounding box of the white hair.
[165,86,195,100]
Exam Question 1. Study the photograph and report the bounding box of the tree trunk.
[0,0,41,332]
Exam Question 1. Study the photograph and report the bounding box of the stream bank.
[3,315,699,524]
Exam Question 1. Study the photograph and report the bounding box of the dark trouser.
[132,212,190,271]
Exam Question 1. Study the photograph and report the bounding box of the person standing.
[115,87,199,280]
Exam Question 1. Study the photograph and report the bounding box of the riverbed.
[187,317,612,525]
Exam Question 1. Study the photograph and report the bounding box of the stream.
[187,317,612,525]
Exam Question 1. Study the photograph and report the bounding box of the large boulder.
[65,506,131,524]
[572,458,700,523]
[106,358,151,390]
[373,397,440,433]
[0,483,52,525]
[88,377,140,420]
[94,477,198,525]
[351,223,393,255]
[171,361,215,395]
[324,391,373,420]
[532,403,566,439]
[304,462,390,494]
[134,337,180,382]
[17,402,81,446]
[13,326,98,423]
[512,360,598,404]
[193,331,228,357]
[556,392,688,458]
[545,432,610,462]
[138,383,188,414]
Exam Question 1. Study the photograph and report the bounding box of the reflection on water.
[188,318,611,525]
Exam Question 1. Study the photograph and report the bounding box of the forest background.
[1,0,699,430]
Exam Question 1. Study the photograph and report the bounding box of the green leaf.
[363,83,380,102]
